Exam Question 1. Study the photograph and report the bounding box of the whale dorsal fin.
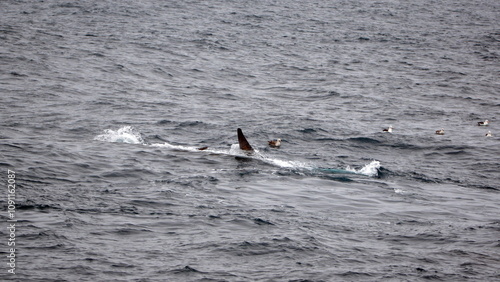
[237,128,253,151]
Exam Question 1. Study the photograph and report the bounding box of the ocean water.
[1,0,499,281]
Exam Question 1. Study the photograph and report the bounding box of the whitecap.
[394,188,405,194]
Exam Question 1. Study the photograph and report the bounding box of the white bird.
[383,125,393,133]
[435,128,445,135]
[477,120,489,126]
[268,138,281,148]
[485,131,492,137]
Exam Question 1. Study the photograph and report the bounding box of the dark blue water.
[1,0,499,281]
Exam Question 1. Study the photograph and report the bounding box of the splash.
[94,126,144,144]
[345,160,381,177]
[151,142,232,155]
[228,144,310,169]
[94,127,380,177]
[153,142,311,170]
[228,143,248,156]
[151,142,201,152]
[261,157,309,169]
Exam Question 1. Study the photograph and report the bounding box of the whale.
[95,126,381,179]
[96,126,380,178]
[237,128,254,151]
[195,129,252,152]
[233,128,379,177]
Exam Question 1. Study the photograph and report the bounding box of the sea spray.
[95,128,380,177]
[94,126,144,144]
[346,160,381,177]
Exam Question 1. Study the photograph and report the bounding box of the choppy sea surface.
[1,0,499,281]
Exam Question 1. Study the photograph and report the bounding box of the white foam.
[258,154,310,169]
[94,126,144,144]
[346,160,380,177]
[262,157,302,168]
[228,144,310,169]
[153,142,310,170]
[95,128,379,177]
[151,142,236,156]
[151,142,201,152]
[228,143,247,156]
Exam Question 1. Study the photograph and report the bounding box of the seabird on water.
[268,138,281,148]
[435,128,445,135]
[477,120,489,126]
[383,125,393,133]
[485,131,492,137]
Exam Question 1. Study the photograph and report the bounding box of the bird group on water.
[259,119,493,151]
[197,121,492,152]
[383,120,492,137]
[263,120,492,150]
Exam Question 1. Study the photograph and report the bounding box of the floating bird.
[485,131,492,137]
[435,128,445,135]
[268,138,281,148]
[382,125,393,133]
[477,120,489,126]
[197,146,208,150]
